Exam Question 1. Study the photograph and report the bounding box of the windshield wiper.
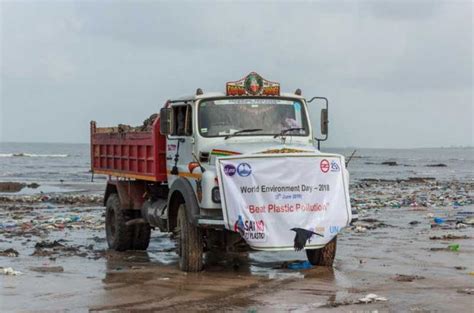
[273,127,305,138]
[224,128,263,140]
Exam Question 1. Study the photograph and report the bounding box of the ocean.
[0,142,473,187]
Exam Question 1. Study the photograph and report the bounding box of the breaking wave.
[0,153,69,158]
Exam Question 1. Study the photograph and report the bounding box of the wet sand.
[1,181,474,312]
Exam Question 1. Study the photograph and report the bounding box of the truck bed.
[90,118,167,182]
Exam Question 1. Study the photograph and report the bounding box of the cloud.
[363,0,442,20]
[0,0,472,147]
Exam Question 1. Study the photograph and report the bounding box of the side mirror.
[320,108,328,135]
[160,108,173,135]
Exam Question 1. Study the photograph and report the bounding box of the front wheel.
[176,204,203,272]
[306,236,337,266]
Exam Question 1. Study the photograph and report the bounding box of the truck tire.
[176,204,203,272]
[132,223,151,250]
[105,194,132,251]
[306,236,337,266]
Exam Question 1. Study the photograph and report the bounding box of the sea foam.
[0,153,69,158]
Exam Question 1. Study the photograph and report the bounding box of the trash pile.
[350,180,473,210]
[114,113,158,133]
[0,205,104,238]
[0,194,102,205]
[323,293,388,308]
[428,211,474,230]
[349,217,394,233]
[31,240,104,260]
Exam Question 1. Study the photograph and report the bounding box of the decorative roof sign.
[226,72,280,96]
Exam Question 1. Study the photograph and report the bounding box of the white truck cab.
[156,73,350,271]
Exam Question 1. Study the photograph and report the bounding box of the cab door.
[166,103,194,186]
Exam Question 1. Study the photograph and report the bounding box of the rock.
[381,161,398,166]
[0,248,19,257]
[406,177,436,183]
[30,266,64,273]
[35,240,65,249]
[0,182,25,193]
[392,274,425,282]
[456,223,468,229]
[360,218,379,223]
[429,235,470,240]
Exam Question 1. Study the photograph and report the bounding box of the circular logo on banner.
[237,163,252,177]
[224,164,236,176]
[320,159,330,173]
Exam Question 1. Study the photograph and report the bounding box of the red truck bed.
[90,118,167,182]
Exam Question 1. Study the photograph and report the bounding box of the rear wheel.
[176,204,203,272]
[131,223,151,250]
[306,236,337,266]
[105,194,132,251]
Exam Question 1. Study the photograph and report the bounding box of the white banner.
[217,154,352,250]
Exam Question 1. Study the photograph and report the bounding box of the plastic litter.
[457,288,474,295]
[358,293,388,303]
[463,217,474,225]
[0,221,18,229]
[0,206,104,238]
[448,244,460,252]
[1,267,22,275]
[287,260,312,270]
[268,271,304,280]
[434,217,445,224]
[354,225,367,233]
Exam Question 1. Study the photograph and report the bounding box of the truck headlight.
[211,187,221,203]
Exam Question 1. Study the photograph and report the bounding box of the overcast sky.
[1,0,472,148]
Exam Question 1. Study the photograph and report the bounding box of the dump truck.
[90,72,352,272]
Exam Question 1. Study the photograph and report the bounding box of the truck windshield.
[198,98,309,138]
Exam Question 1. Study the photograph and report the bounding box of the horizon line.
[1,141,472,150]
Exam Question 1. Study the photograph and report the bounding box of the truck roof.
[172,92,306,103]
